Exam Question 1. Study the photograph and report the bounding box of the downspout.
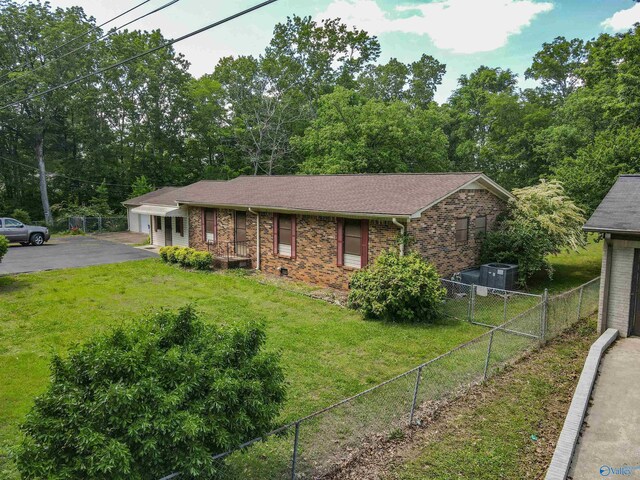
[248,208,260,270]
[392,218,405,256]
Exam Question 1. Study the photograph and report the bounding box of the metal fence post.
[291,421,300,480]
[577,285,584,322]
[503,293,508,323]
[409,366,423,425]
[68,217,71,230]
[98,216,102,232]
[540,289,549,344]
[483,330,495,381]
[82,216,87,233]
[470,284,476,323]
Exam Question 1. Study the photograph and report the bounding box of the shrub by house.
[0,235,8,262]
[160,246,212,270]
[348,250,445,322]
[17,306,286,479]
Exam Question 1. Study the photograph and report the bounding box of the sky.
[43,0,640,103]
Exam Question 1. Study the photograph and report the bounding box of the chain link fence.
[34,216,128,234]
[161,277,601,480]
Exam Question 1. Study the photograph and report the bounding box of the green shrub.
[0,235,8,262]
[481,225,553,287]
[348,250,445,322]
[10,208,31,224]
[17,306,286,479]
[166,246,180,263]
[159,246,171,261]
[174,247,190,266]
[191,250,213,270]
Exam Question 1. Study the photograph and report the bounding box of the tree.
[17,306,286,479]
[131,176,154,198]
[0,1,102,223]
[525,36,586,99]
[358,54,446,107]
[294,87,449,174]
[481,180,586,285]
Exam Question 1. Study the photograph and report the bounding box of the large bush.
[348,250,445,322]
[159,246,212,270]
[0,235,8,262]
[481,180,586,286]
[17,306,286,479]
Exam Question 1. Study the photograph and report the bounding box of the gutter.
[248,208,260,270]
[176,201,412,221]
[392,218,405,256]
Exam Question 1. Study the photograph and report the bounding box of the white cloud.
[316,0,554,54]
[602,3,640,32]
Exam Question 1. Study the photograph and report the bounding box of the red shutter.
[213,209,218,242]
[336,218,344,266]
[201,209,206,242]
[291,215,297,259]
[273,213,279,255]
[360,219,369,267]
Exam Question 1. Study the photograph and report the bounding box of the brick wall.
[407,189,507,277]
[187,188,507,289]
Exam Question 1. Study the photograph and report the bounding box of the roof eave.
[176,201,412,220]
[583,226,640,235]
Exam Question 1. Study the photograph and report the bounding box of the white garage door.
[139,214,150,234]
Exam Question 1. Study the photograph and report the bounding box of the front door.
[164,217,172,246]
[235,211,247,256]
[630,249,640,336]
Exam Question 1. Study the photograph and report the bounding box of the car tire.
[30,233,45,246]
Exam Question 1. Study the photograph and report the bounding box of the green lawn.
[0,259,485,479]
[530,235,603,294]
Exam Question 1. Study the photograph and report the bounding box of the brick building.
[126,173,512,290]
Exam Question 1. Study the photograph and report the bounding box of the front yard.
[0,237,602,478]
[0,259,484,478]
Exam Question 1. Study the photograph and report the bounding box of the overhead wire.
[0,0,182,90]
[0,0,153,81]
[0,0,280,110]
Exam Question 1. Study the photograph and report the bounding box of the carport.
[130,205,189,248]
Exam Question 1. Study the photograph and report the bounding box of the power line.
[0,0,182,90]
[1,0,279,110]
[0,0,153,82]
[0,155,138,188]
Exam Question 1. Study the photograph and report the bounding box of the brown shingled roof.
[176,173,508,217]
[123,187,181,206]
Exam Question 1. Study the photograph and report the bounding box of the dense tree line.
[1,0,639,222]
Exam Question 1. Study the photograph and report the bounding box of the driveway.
[0,235,157,275]
[570,337,640,479]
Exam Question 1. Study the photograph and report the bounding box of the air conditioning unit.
[479,263,518,290]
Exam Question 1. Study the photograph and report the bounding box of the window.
[204,209,216,243]
[175,217,184,237]
[278,214,292,256]
[338,219,368,268]
[475,215,487,239]
[154,216,162,232]
[455,217,469,244]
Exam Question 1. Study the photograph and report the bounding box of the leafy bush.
[191,250,213,270]
[348,250,445,322]
[17,306,286,479]
[166,246,181,263]
[159,246,212,270]
[481,180,586,286]
[0,235,8,262]
[10,208,31,224]
[158,245,172,262]
[481,226,553,286]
